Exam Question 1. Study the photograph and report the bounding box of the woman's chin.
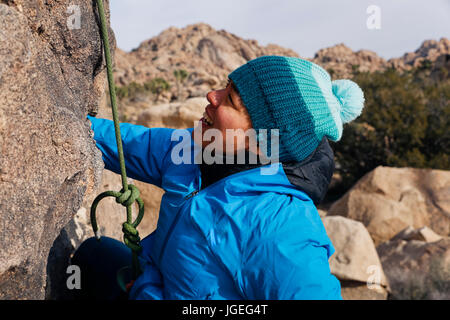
[192,122,210,148]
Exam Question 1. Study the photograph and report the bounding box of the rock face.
[322,216,389,300]
[377,237,450,300]
[328,166,450,246]
[0,1,113,299]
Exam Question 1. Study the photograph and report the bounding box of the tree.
[173,69,189,101]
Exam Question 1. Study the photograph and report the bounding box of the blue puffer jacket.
[87,115,342,300]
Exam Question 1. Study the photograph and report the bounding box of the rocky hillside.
[314,38,450,78]
[389,38,450,69]
[0,0,113,299]
[112,23,449,102]
[113,23,299,100]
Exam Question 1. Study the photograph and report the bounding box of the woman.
[74,55,364,300]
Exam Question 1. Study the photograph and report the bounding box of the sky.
[110,0,450,59]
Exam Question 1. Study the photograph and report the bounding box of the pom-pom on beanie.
[228,55,365,162]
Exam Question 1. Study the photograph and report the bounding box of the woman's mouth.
[201,111,214,126]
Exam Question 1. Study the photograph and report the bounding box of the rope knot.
[116,184,140,207]
[90,184,145,254]
[122,221,142,253]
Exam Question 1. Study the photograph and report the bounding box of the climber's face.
[193,79,255,153]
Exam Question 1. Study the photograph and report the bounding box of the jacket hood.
[281,137,335,205]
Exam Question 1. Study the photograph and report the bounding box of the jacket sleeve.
[87,115,175,188]
[241,235,342,300]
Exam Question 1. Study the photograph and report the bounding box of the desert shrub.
[115,78,171,103]
[144,77,171,102]
[331,65,449,191]
[115,82,147,101]
[173,69,189,101]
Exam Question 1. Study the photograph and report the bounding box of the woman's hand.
[126,280,135,293]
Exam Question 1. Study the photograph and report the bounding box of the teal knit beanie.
[228,55,365,162]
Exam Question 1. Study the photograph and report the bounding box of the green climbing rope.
[90,0,145,282]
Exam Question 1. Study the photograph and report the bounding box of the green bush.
[144,77,171,102]
[174,69,189,101]
[115,82,147,101]
[115,78,171,103]
[331,65,449,191]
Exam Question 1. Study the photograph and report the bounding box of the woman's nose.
[207,89,226,107]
